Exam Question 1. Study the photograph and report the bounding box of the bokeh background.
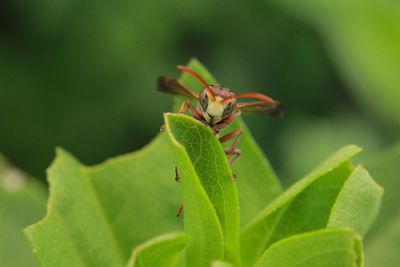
[1,0,399,266]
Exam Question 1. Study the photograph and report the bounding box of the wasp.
[158,65,283,217]
[158,65,283,165]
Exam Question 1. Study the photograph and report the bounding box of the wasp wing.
[157,76,199,99]
[237,100,284,117]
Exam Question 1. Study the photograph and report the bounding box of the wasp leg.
[174,166,183,217]
[212,110,241,134]
[175,166,180,182]
[223,147,242,166]
[219,128,243,180]
[179,100,203,120]
[160,100,203,131]
[219,128,243,165]
[223,147,241,180]
[176,203,184,218]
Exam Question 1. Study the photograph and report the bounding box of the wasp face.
[200,86,236,124]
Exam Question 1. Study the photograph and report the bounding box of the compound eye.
[200,92,208,110]
[223,101,234,116]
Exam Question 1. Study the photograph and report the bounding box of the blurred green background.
[0,0,399,266]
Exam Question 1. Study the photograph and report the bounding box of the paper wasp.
[158,65,283,166]
[158,65,283,217]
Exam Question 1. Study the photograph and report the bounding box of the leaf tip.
[47,147,81,179]
[54,146,75,159]
[187,57,200,65]
[354,164,384,195]
[343,144,363,154]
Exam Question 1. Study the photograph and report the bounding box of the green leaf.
[176,59,282,224]
[24,141,182,267]
[211,261,233,267]
[254,228,363,267]
[240,145,361,266]
[25,149,127,266]
[85,136,182,255]
[0,156,47,267]
[126,232,189,267]
[328,165,383,235]
[165,113,238,266]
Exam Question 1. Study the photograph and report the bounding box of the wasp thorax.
[200,86,237,124]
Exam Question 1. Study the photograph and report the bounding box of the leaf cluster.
[1,60,384,267]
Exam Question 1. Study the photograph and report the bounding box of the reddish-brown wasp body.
[158,65,283,166]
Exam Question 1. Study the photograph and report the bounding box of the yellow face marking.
[206,96,224,116]
[205,96,225,123]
